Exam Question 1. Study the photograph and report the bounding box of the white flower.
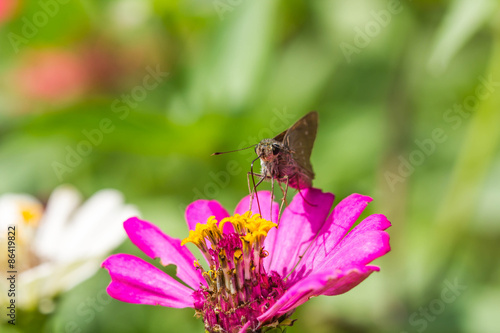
[0,185,139,312]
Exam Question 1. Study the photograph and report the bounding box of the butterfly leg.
[249,156,265,215]
[278,179,289,206]
[246,172,254,201]
[247,172,266,215]
[277,176,289,223]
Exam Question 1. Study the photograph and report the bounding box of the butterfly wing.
[282,111,318,179]
[273,128,287,143]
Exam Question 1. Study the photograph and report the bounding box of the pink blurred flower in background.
[103,189,391,332]
[0,0,18,24]
[6,40,166,113]
[12,49,90,104]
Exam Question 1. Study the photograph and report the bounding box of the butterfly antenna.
[211,144,257,156]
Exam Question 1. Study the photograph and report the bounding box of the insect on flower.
[102,189,392,333]
[213,111,318,221]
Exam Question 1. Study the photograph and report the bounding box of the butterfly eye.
[272,143,280,155]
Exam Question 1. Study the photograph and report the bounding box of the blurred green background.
[1,0,500,332]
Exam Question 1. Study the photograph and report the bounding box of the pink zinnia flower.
[102,188,391,332]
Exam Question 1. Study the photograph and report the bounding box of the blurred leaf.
[428,0,498,74]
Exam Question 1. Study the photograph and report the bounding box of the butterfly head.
[255,139,283,162]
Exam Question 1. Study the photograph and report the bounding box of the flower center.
[182,212,287,333]
[19,202,43,227]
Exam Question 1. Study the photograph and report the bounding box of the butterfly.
[213,111,318,222]
[252,111,317,189]
[249,111,318,218]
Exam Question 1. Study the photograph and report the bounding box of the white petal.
[42,260,101,294]
[18,262,55,310]
[19,260,101,309]
[56,189,138,262]
[33,185,82,259]
[69,205,139,260]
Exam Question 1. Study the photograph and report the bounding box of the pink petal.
[102,254,194,308]
[343,214,391,240]
[317,230,391,272]
[319,265,380,296]
[257,266,377,323]
[124,217,205,289]
[264,188,334,276]
[234,190,279,223]
[185,200,230,231]
[298,194,373,273]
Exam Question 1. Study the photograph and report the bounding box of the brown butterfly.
[213,111,318,221]
[248,111,317,217]
[252,111,317,189]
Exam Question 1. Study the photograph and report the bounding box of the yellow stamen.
[234,249,242,261]
[245,214,277,236]
[182,212,277,264]
[218,217,232,233]
[241,233,255,244]
[229,214,246,234]
[181,223,207,246]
